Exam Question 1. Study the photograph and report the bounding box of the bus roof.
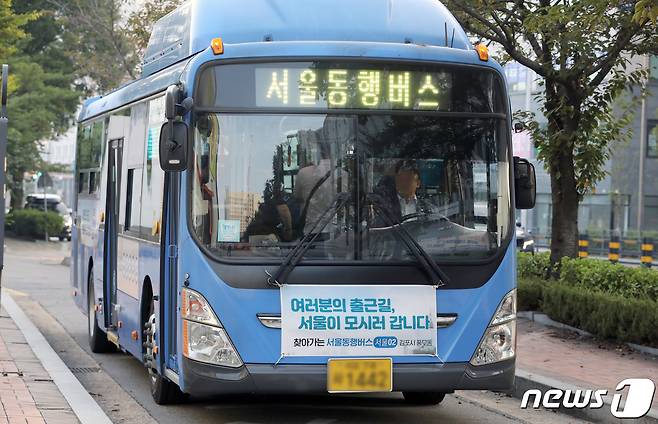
[142,0,470,78]
[79,0,473,123]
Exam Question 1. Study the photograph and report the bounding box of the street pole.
[637,55,649,236]
[43,177,48,242]
[0,65,9,304]
[521,66,533,231]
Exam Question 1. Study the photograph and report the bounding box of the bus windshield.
[191,63,511,263]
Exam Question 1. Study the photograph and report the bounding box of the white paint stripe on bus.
[1,291,113,424]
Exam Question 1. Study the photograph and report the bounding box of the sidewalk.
[0,307,78,424]
[516,317,658,421]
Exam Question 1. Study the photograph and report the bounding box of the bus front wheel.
[402,392,446,405]
[87,269,114,353]
[144,298,185,405]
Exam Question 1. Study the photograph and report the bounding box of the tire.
[144,297,185,405]
[402,392,446,405]
[87,269,114,353]
[59,236,65,241]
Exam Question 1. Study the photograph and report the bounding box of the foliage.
[634,0,658,24]
[0,0,36,59]
[517,251,551,279]
[39,0,184,93]
[10,209,64,238]
[560,257,658,301]
[43,0,138,93]
[541,282,658,347]
[444,0,658,265]
[518,252,658,346]
[5,1,80,208]
[4,211,15,230]
[517,276,545,311]
[518,252,658,301]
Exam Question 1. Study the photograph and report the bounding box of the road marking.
[2,290,112,424]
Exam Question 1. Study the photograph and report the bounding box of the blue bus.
[71,0,536,405]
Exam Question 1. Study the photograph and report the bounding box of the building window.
[648,121,658,158]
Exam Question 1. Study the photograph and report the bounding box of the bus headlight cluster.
[470,289,516,366]
[181,288,243,368]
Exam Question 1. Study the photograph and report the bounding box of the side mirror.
[514,156,536,209]
[165,85,194,120]
[159,121,188,172]
[165,85,179,120]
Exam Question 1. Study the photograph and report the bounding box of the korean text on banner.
[280,285,437,357]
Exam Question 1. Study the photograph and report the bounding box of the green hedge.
[517,252,658,346]
[518,278,658,347]
[517,277,545,311]
[542,283,658,347]
[560,257,658,302]
[517,252,658,301]
[517,252,551,279]
[9,209,64,239]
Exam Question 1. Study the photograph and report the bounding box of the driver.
[395,160,421,216]
[374,160,432,225]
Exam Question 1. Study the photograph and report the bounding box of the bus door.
[104,137,123,330]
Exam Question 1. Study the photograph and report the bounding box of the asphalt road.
[2,238,587,424]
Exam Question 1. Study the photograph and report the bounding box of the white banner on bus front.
[280,285,437,357]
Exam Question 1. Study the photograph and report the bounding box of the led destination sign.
[255,66,453,111]
[198,62,504,114]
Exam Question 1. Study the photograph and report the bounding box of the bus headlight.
[181,288,243,368]
[470,289,516,366]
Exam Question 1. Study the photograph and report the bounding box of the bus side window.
[89,171,96,194]
[124,168,142,233]
[142,96,166,240]
[78,172,89,194]
[125,169,134,231]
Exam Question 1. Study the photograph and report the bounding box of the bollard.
[641,237,654,268]
[608,234,620,263]
[578,234,589,258]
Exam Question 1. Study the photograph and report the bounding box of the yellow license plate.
[327,358,392,393]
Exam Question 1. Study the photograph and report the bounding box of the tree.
[0,0,35,59]
[634,0,658,24]
[6,0,79,208]
[41,0,184,94]
[443,0,658,268]
[45,0,139,93]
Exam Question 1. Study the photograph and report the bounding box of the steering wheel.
[400,212,426,223]
[400,211,450,224]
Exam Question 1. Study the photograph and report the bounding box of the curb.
[1,290,112,424]
[518,311,658,358]
[513,369,658,424]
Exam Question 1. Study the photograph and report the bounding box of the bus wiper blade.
[367,193,449,287]
[267,192,350,286]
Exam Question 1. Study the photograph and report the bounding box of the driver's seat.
[372,175,403,227]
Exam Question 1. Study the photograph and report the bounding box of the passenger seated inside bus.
[293,139,336,240]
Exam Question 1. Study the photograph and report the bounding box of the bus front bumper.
[180,357,515,397]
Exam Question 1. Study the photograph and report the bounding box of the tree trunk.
[548,148,580,268]
[545,79,582,273]
[9,169,25,210]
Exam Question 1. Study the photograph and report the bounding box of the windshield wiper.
[366,193,449,287]
[267,192,351,286]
